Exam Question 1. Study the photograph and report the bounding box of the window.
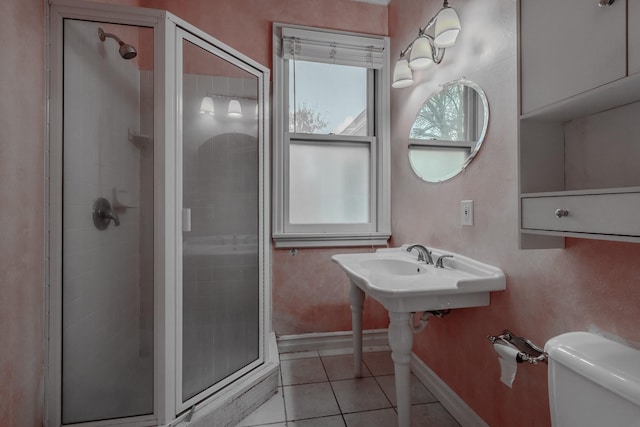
[273,24,391,247]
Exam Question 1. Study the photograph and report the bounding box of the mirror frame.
[408,78,489,183]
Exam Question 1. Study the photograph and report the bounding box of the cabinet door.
[630,0,640,75]
[520,0,626,114]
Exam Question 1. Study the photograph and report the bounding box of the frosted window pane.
[289,61,368,136]
[290,143,369,224]
[409,147,470,182]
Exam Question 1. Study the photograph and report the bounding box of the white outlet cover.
[461,200,473,226]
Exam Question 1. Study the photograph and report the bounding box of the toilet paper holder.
[487,330,548,365]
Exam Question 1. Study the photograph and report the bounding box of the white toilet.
[545,331,640,427]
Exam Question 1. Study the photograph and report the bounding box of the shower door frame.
[46,2,272,426]
[173,24,268,414]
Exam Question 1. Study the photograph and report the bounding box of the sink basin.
[359,258,428,276]
[332,245,506,312]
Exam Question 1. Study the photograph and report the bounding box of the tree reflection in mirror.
[408,79,489,183]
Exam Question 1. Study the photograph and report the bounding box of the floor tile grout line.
[234,350,459,427]
[276,359,290,427]
[362,352,398,410]
[318,354,347,425]
[371,371,396,409]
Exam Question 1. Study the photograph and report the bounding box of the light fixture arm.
[418,0,454,36]
[432,42,446,65]
[419,8,441,35]
[399,8,441,57]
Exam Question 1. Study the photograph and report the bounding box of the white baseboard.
[410,354,488,427]
[277,329,389,354]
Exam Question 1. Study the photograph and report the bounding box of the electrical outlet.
[461,200,473,226]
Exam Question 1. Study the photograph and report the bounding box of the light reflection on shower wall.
[62,20,154,424]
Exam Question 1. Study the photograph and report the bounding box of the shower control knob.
[93,197,120,230]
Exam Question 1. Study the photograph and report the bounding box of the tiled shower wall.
[61,20,152,420]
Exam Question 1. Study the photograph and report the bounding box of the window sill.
[272,232,391,248]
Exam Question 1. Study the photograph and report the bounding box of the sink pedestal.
[351,283,414,427]
[350,283,365,379]
[388,311,413,427]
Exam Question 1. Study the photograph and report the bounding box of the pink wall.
[389,0,640,426]
[0,1,45,425]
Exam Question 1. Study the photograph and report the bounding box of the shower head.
[98,27,137,60]
[118,43,137,60]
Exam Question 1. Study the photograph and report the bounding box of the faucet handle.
[435,254,453,268]
[93,197,120,230]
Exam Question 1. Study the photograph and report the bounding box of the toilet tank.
[545,332,640,427]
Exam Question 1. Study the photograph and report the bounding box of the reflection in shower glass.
[62,19,154,424]
[181,39,260,402]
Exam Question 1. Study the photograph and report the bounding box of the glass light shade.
[200,96,215,115]
[392,58,414,89]
[434,7,461,48]
[409,37,434,70]
[228,99,242,117]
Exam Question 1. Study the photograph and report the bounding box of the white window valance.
[281,27,386,69]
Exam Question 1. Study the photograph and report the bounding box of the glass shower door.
[178,30,262,408]
[61,19,154,424]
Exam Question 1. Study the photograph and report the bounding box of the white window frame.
[272,23,391,248]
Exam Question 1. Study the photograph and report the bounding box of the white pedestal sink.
[332,245,506,427]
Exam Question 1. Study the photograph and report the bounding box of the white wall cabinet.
[520,0,626,115]
[518,0,640,249]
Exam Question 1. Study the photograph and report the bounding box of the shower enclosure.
[47,2,275,426]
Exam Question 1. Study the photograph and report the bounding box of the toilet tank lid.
[545,332,640,407]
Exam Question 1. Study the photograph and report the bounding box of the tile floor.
[235,349,461,427]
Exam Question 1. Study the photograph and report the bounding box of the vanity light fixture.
[392,0,461,89]
[199,96,215,115]
[228,99,243,117]
[201,95,256,118]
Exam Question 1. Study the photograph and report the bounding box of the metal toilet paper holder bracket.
[487,330,548,365]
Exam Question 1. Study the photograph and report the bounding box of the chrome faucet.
[406,244,434,264]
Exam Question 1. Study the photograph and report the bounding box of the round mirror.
[408,79,489,182]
